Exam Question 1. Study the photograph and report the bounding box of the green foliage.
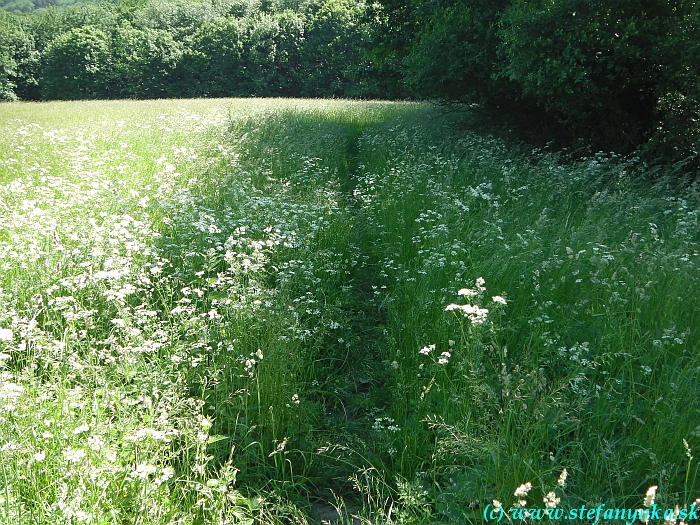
[0,0,85,13]
[183,11,306,97]
[498,0,675,151]
[239,11,304,95]
[133,0,220,38]
[0,10,38,100]
[109,25,183,98]
[6,0,700,171]
[40,25,111,99]
[404,0,509,103]
[2,0,35,13]
[0,11,22,100]
[24,7,66,51]
[9,0,386,101]
[373,0,700,168]
[645,2,700,166]
[301,0,367,96]
[183,16,246,96]
[54,2,121,33]
[2,96,700,523]
[345,106,700,519]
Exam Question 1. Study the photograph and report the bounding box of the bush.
[498,0,675,153]
[403,0,509,103]
[301,0,368,97]
[40,26,111,100]
[109,25,183,98]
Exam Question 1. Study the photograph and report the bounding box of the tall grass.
[348,109,700,522]
[0,99,697,524]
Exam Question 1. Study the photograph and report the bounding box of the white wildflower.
[419,344,435,355]
[558,468,568,487]
[128,428,171,442]
[514,482,532,497]
[0,329,12,341]
[156,467,175,486]
[87,435,104,451]
[643,485,657,508]
[492,295,507,305]
[62,447,86,463]
[543,491,560,508]
[133,463,158,479]
[72,424,90,435]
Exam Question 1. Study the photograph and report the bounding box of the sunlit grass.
[0,98,698,524]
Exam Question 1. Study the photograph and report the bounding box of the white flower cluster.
[445,278,505,325]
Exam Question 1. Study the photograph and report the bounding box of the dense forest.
[2,0,700,168]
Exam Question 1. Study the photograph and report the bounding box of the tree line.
[2,0,700,169]
[0,0,390,102]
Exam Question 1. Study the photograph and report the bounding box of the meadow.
[0,98,698,524]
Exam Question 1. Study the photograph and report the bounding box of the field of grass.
[0,98,698,524]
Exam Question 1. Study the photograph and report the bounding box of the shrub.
[40,26,111,99]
